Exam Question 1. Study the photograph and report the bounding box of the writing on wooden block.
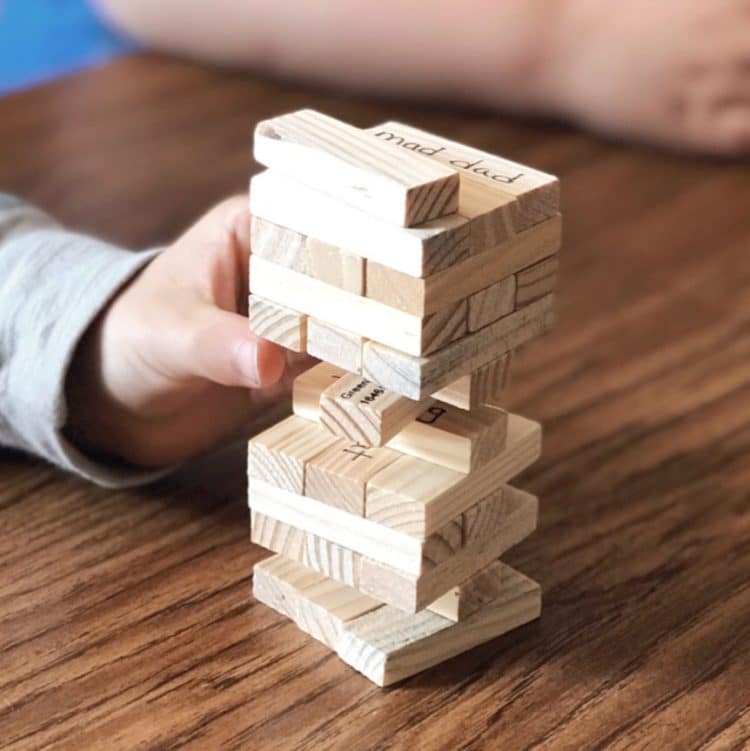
[433,354,511,410]
[250,171,470,277]
[304,439,401,516]
[248,294,307,352]
[254,109,460,227]
[319,371,434,447]
[247,415,338,494]
[251,217,365,294]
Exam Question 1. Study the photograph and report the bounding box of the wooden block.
[364,214,560,317]
[252,255,460,357]
[428,559,510,622]
[368,121,559,239]
[366,413,540,537]
[388,402,508,473]
[247,415,338,493]
[252,217,365,294]
[362,295,556,400]
[304,439,401,516]
[306,319,364,373]
[248,294,307,352]
[292,362,345,422]
[250,170,470,277]
[433,354,512,410]
[250,510,308,561]
[254,109,459,227]
[516,256,560,307]
[319,372,433,447]
[468,276,516,333]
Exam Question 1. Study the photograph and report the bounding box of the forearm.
[96,0,563,113]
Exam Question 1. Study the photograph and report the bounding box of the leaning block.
[248,295,307,352]
[254,109,460,227]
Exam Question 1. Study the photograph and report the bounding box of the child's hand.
[65,196,312,467]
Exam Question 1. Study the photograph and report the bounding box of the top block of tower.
[254,109,460,227]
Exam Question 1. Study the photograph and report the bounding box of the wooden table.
[2,55,750,751]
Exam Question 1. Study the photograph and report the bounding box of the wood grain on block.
[247,415,338,493]
[248,295,307,352]
[250,170,470,277]
[422,299,468,355]
[304,439,401,516]
[428,559,510,622]
[362,294,556,399]
[250,510,307,561]
[468,276,516,333]
[366,413,541,538]
[339,565,541,686]
[359,486,538,612]
[516,256,560,307]
[319,371,434,447]
[292,361,345,422]
[306,319,364,374]
[433,354,511,410]
[251,217,364,294]
[253,555,380,649]
[368,121,559,237]
[254,109,459,227]
[388,402,508,473]
[252,255,457,357]
[364,214,561,317]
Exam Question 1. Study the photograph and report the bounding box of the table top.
[2,54,749,751]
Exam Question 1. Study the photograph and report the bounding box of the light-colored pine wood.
[368,121,559,238]
[428,559,510,622]
[366,413,541,537]
[251,255,466,357]
[468,276,516,333]
[339,565,541,685]
[304,439,401,516]
[387,402,508,473]
[362,294,556,399]
[319,371,434,447]
[364,213,561,316]
[516,256,560,307]
[247,294,307,352]
[251,217,365,294]
[292,362,345,422]
[247,415,338,494]
[250,170,470,277]
[250,510,307,561]
[306,318,364,373]
[432,354,512,410]
[254,109,460,227]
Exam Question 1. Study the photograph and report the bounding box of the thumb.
[187,304,286,388]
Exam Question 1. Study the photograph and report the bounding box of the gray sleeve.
[0,194,168,487]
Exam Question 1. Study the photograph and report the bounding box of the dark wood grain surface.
[2,54,749,751]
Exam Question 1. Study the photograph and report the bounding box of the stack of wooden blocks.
[246,110,561,686]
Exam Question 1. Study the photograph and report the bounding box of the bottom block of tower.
[254,555,541,686]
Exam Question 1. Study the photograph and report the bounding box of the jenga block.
[306,319,364,373]
[516,256,560,308]
[368,121,559,239]
[366,414,541,537]
[319,372,434,447]
[251,255,465,357]
[247,415,339,493]
[254,554,541,686]
[248,295,307,352]
[250,510,307,561]
[304,439,401,516]
[428,559,510,621]
[468,276,516,333]
[364,214,560,316]
[254,109,460,227]
[388,403,508,473]
[252,217,365,294]
[362,294,556,399]
[338,565,541,686]
[250,171,470,277]
[292,362,345,422]
[432,354,511,410]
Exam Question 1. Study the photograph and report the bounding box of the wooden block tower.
[246,110,561,686]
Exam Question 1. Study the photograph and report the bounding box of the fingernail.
[235,339,261,387]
